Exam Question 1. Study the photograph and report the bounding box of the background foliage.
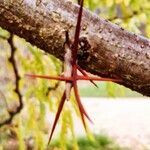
[0,0,148,149]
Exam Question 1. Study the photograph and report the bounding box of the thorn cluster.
[26,0,121,145]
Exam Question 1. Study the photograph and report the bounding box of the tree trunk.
[0,0,150,96]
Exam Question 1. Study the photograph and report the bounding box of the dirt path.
[73,97,150,150]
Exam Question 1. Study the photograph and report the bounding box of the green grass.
[49,134,126,150]
[79,82,142,97]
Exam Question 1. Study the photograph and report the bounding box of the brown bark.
[0,0,150,96]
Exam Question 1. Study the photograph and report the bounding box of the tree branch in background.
[0,34,23,127]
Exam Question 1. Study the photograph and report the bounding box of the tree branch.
[0,0,149,96]
[0,34,23,127]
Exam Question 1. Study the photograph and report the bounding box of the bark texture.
[0,0,150,96]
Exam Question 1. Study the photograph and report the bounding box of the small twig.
[0,34,23,127]
[46,81,60,96]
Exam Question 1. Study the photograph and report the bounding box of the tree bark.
[0,0,150,96]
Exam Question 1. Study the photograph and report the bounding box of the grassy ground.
[49,134,126,150]
[78,82,142,97]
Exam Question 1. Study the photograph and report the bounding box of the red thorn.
[73,81,93,125]
[48,92,66,145]
[25,74,73,81]
[77,75,122,82]
[77,65,98,88]
[72,0,84,62]
[73,82,87,130]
